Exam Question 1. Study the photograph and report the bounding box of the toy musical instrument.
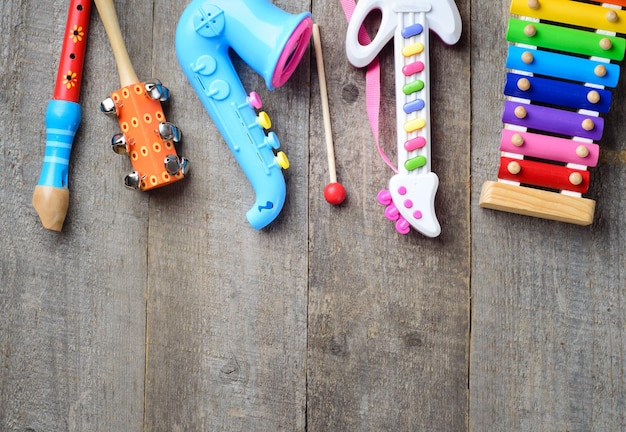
[95,0,188,191]
[479,0,626,225]
[346,0,462,238]
[175,0,313,229]
[313,24,347,206]
[32,0,91,231]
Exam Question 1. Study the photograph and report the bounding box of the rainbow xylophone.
[480,0,626,225]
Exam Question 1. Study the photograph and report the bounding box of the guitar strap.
[339,0,398,173]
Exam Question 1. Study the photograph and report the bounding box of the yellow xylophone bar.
[510,0,626,34]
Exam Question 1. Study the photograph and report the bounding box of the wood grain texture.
[0,1,149,430]
[306,1,470,431]
[143,0,310,430]
[470,1,626,431]
[2,0,626,431]
[479,180,596,226]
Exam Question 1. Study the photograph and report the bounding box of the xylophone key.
[503,72,613,113]
[506,18,626,61]
[510,0,626,33]
[497,156,590,194]
[502,101,604,141]
[499,129,600,167]
[506,46,621,88]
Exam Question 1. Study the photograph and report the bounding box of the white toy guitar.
[346,0,462,237]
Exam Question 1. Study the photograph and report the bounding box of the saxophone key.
[262,131,280,150]
[275,151,289,170]
[255,111,272,130]
[247,91,262,109]
[191,55,218,76]
[238,91,263,110]
[207,79,230,100]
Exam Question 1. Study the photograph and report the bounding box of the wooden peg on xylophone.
[607,10,619,24]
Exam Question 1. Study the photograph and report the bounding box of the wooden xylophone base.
[479,181,595,226]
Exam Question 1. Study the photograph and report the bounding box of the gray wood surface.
[0,0,624,431]
[470,2,626,432]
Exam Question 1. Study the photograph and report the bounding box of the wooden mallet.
[313,23,346,205]
[94,0,138,89]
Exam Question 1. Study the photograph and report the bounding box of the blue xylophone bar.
[506,45,621,88]
[504,72,613,113]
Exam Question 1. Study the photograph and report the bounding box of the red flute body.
[33,0,91,231]
[53,0,90,102]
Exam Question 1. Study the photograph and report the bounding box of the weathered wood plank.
[470,1,626,430]
[306,1,471,431]
[7,0,626,430]
[143,0,311,430]
[0,0,148,430]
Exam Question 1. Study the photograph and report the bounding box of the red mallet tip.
[324,182,346,205]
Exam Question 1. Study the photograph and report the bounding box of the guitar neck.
[394,12,431,176]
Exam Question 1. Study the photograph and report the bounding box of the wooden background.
[1,0,625,430]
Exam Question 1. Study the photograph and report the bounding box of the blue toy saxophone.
[176,0,313,229]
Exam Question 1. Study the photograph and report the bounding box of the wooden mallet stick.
[313,23,346,205]
[94,0,139,88]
